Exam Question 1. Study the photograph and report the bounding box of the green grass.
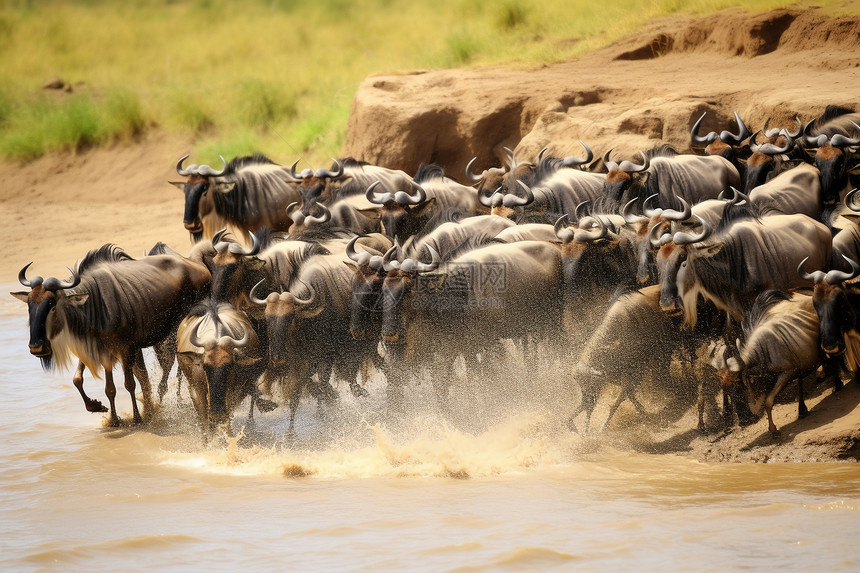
[0,0,851,165]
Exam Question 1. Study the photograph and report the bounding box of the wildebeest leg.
[765,371,796,436]
[153,337,176,402]
[72,361,108,413]
[122,352,144,424]
[601,387,627,432]
[132,348,153,419]
[104,369,121,427]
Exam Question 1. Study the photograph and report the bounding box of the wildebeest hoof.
[350,383,369,398]
[86,399,108,413]
[108,416,122,428]
[798,406,809,419]
[256,397,278,413]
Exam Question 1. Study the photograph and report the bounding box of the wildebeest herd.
[11,104,860,440]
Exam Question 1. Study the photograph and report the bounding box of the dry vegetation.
[0,0,847,166]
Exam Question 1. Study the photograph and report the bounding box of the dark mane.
[77,244,134,274]
[340,157,370,170]
[533,156,571,183]
[716,200,760,233]
[814,105,856,127]
[645,145,680,159]
[224,153,277,175]
[744,289,793,336]
[289,226,353,243]
[146,242,179,257]
[413,163,446,184]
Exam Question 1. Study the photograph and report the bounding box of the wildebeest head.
[467,146,539,210]
[286,201,332,236]
[653,215,713,317]
[622,194,692,285]
[344,237,388,341]
[209,229,264,306]
[804,120,860,204]
[690,111,751,161]
[11,264,83,370]
[799,255,860,357]
[743,130,795,191]
[173,155,230,241]
[249,279,323,371]
[365,180,436,241]
[602,150,650,205]
[478,180,535,220]
[379,245,440,345]
[555,214,632,293]
[290,159,344,205]
[187,306,260,428]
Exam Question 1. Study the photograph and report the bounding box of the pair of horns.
[18,262,81,290]
[176,155,228,177]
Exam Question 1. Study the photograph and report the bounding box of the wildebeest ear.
[697,242,724,256]
[637,171,651,185]
[66,293,89,306]
[213,182,237,194]
[168,181,186,191]
[9,291,29,303]
[343,260,360,272]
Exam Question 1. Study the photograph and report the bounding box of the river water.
[2,286,859,572]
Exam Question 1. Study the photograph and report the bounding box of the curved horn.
[55,266,81,290]
[221,325,249,349]
[803,120,829,148]
[575,216,608,243]
[176,154,195,176]
[643,193,662,218]
[750,130,793,154]
[617,151,649,173]
[290,159,304,179]
[291,280,316,307]
[554,214,574,243]
[479,186,500,208]
[502,180,534,207]
[662,196,691,221]
[728,186,749,205]
[574,200,590,222]
[401,245,440,274]
[465,157,483,183]
[196,155,228,177]
[212,228,229,247]
[784,115,803,139]
[304,202,331,226]
[603,149,618,171]
[249,279,271,306]
[314,158,343,179]
[720,111,751,144]
[672,214,711,245]
[562,141,594,167]
[621,197,648,224]
[228,231,261,257]
[393,181,426,206]
[830,122,860,147]
[538,147,549,162]
[346,235,372,266]
[825,255,860,285]
[649,221,672,247]
[503,146,517,171]
[190,320,214,350]
[365,180,393,205]
[691,112,718,145]
[798,256,826,284]
[845,188,860,213]
[382,245,400,272]
[18,262,40,288]
[762,118,778,138]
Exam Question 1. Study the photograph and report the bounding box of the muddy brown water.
[2,285,859,572]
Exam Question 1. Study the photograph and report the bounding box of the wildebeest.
[655,213,832,326]
[12,245,211,425]
[250,250,377,432]
[176,302,266,436]
[173,153,302,243]
[690,110,751,162]
[748,163,822,220]
[603,146,740,212]
[568,285,721,433]
[378,240,565,408]
[716,290,827,436]
[802,106,860,204]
